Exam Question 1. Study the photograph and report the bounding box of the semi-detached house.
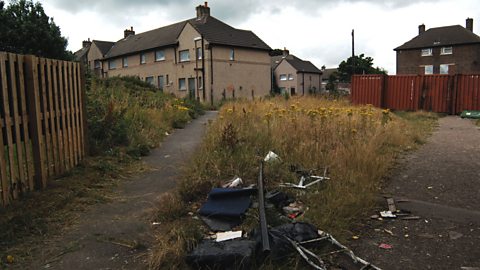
[101,2,272,103]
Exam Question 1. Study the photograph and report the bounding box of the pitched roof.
[270,55,284,69]
[93,40,115,56]
[105,21,187,58]
[395,25,480,50]
[74,46,89,61]
[283,55,322,74]
[105,16,271,59]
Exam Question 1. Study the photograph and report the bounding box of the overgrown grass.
[0,76,206,267]
[87,76,205,156]
[150,97,438,269]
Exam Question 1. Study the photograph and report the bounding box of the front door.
[158,75,164,92]
[188,78,196,99]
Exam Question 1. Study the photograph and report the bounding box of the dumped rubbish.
[264,151,280,162]
[283,201,305,219]
[280,167,330,189]
[386,198,397,212]
[257,161,271,253]
[265,190,294,209]
[379,211,396,218]
[448,231,463,240]
[222,176,243,188]
[460,110,480,119]
[378,243,392,249]
[186,239,256,270]
[199,187,256,231]
[216,231,243,242]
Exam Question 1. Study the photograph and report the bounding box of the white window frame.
[279,74,287,81]
[140,53,146,64]
[179,50,190,62]
[122,57,128,68]
[421,48,433,56]
[424,65,433,75]
[155,50,165,61]
[196,47,202,60]
[439,64,450,74]
[108,60,116,70]
[288,74,294,81]
[440,47,453,55]
[179,78,186,90]
[229,48,235,61]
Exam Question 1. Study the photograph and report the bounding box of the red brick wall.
[396,44,480,74]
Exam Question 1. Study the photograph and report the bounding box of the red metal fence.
[351,74,480,114]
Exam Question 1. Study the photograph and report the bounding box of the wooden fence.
[0,52,86,206]
[351,74,480,114]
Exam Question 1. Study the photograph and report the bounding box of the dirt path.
[350,116,480,269]
[21,111,217,270]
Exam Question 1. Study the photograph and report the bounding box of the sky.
[8,0,480,74]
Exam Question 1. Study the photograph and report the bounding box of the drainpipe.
[201,36,206,101]
[209,46,214,106]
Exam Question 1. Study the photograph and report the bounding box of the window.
[229,48,235,61]
[279,87,286,94]
[140,53,146,64]
[441,47,453,55]
[424,65,433,74]
[155,50,165,61]
[179,78,186,90]
[440,64,450,74]
[122,57,128,68]
[288,74,293,81]
[421,48,433,56]
[94,60,101,69]
[179,50,190,62]
[279,74,287,81]
[145,76,154,85]
[196,47,202,60]
[108,60,116,70]
[198,76,203,89]
[158,75,164,90]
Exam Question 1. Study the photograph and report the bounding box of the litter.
[380,211,396,218]
[265,190,294,209]
[186,239,256,270]
[383,229,394,236]
[386,198,397,213]
[216,231,243,242]
[448,231,463,240]
[280,167,329,189]
[199,187,256,231]
[401,216,420,220]
[222,176,243,188]
[264,151,280,162]
[460,110,480,119]
[283,201,305,219]
[378,243,392,249]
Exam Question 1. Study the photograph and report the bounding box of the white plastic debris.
[222,177,243,188]
[264,151,280,162]
[380,211,396,218]
[215,231,243,242]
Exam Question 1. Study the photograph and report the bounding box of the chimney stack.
[82,38,92,48]
[466,18,473,32]
[196,2,210,21]
[124,26,135,38]
[282,47,289,57]
[418,24,425,34]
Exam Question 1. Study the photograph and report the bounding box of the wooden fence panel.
[0,52,86,206]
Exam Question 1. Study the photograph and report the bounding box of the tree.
[337,54,386,82]
[0,0,72,60]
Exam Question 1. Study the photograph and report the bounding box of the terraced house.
[99,2,271,102]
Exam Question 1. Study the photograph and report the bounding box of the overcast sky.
[10,0,480,74]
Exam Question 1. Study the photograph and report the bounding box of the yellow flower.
[227,108,234,114]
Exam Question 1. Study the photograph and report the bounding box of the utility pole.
[351,29,355,76]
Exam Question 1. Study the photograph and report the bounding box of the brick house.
[395,18,480,75]
[74,39,114,77]
[271,49,322,95]
[95,2,271,102]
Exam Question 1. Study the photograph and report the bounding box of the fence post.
[79,63,88,157]
[24,55,47,189]
[451,75,458,115]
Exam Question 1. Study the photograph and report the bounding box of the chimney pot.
[196,2,210,21]
[82,38,92,48]
[466,18,473,32]
[204,1,208,7]
[124,27,135,38]
[419,24,425,34]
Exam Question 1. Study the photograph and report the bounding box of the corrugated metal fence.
[0,52,86,206]
[351,74,480,114]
